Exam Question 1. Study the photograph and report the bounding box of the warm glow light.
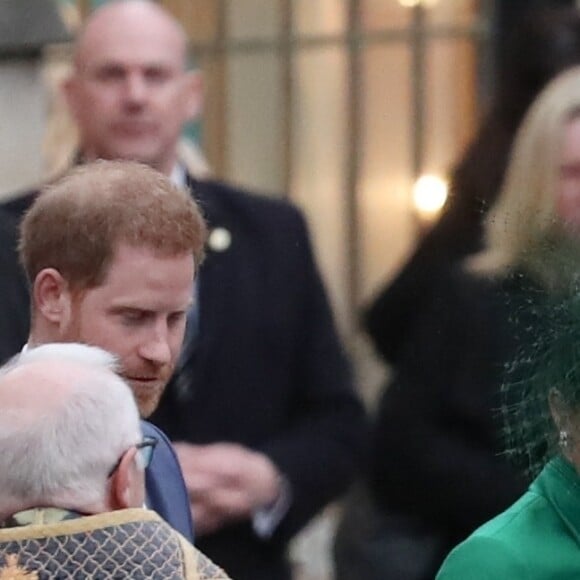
[412,174,448,219]
[398,0,439,7]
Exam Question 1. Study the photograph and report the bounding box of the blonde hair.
[472,66,580,275]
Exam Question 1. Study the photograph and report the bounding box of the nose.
[139,325,172,366]
[123,73,147,105]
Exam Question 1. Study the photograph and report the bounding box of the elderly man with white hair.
[0,343,230,579]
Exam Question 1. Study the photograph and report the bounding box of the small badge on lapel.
[208,227,232,252]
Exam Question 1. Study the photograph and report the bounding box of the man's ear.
[61,72,81,123]
[109,448,144,510]
[33,268,73,328]
[183,71,203,122]
[60,73,77,117]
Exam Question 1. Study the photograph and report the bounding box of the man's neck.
[80,151,177,178]
[26,330,53,350]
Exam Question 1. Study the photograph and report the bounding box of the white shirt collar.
[170,164,187,188]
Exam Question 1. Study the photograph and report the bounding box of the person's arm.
[364,235,445,364]
[364,202,482,366]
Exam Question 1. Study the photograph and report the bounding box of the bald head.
[75,1,188,72]
[64,0,201,175]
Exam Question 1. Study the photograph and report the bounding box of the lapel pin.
[208,227,232,252]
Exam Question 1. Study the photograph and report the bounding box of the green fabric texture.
[436,457,580,579]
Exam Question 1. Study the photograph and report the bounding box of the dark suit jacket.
[150,176,367,580]
[0,210,29,363]
[0,193,195,544]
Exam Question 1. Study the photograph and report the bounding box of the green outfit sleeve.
[436,536,528,580]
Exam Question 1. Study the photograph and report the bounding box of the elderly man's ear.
[183,71,203,122]
[33,269,73,329]
[108,447,146,510]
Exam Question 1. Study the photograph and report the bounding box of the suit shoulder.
[437,533,528,579]
[438,492,545,579]
[192,178,304,226]
[0,209,19,238]
[140,420,173,447]
[0,189,38,220]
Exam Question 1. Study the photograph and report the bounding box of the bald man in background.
[0,3,367,579]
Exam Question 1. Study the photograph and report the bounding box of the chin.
[138,398,161,419]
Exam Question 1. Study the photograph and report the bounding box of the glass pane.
[359,45,415,301]
[423,38,478,178]
[225,53,284,194]
[0,62,45,196]
[426,0,478,27]
[291,47,349,330]
[163,0,220,44]
[293,0,347,37]
[361,0,412,31]
[196,54,226,173]
[227,0,281,41]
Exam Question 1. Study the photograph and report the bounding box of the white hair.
[12,341,120,371]
[0,343,141,512]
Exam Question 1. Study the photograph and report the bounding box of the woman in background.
[437,68,580,579]
[343,11,580,579]
[365,6,580,371]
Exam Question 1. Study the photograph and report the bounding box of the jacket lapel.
[180,176,238,378]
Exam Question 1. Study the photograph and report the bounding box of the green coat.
[436,456,580,579]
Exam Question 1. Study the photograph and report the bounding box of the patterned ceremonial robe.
[0,508,230,579]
